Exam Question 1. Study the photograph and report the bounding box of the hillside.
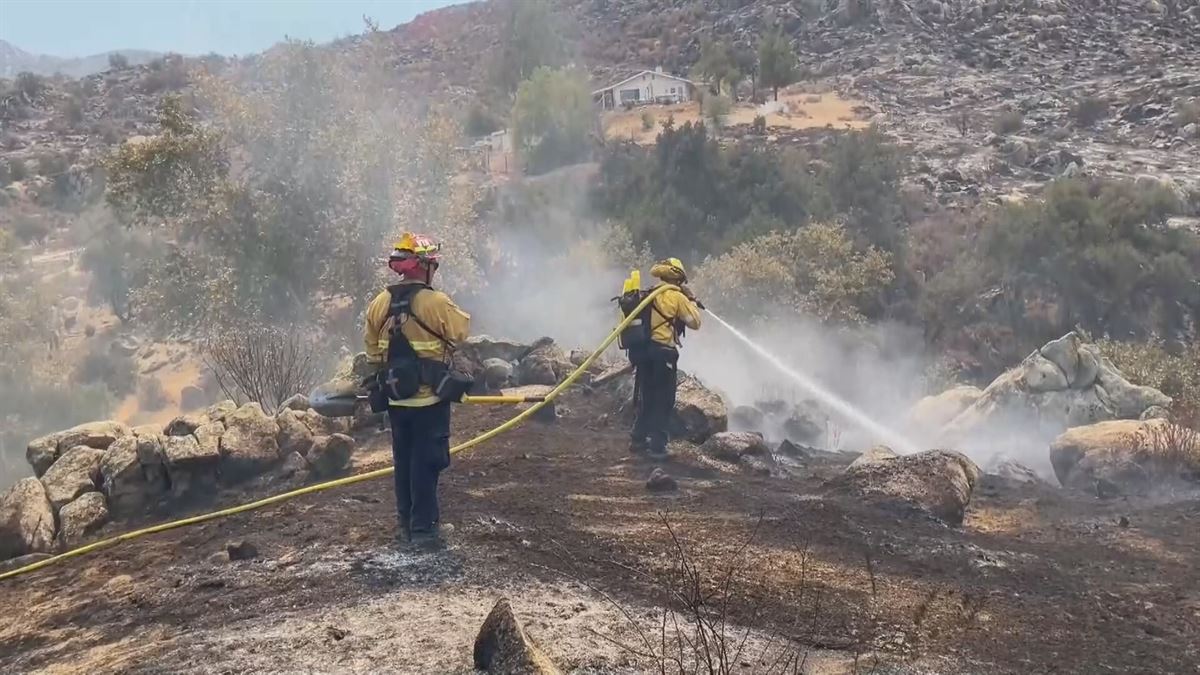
[0,39,161,79]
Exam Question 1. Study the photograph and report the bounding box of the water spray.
[704,310,922,454]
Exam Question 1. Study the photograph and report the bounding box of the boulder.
[306,434,355,478]
[41,445,105,511]
[481,358,515,391]
[473,598,561,675]
[942,333,1169,443]
[56,421,130,454]
[459,335,532,367]
[164,413,207,437]
[568,349,591,366]
[57,492,109,547]
[700,432,771,463]
[985,457,1043,484]
[100,435,154,516]
[782,407,825,445]
[0,478,56,560]
[296,408,352,437]
[729,405,765,433]
[135,433,170,493]
[671,375,728,443]
[646,467,678,492]
[26,432,65,477]
[280,393,311,411]
[277,451,311,485]
[516,339,571,386]
[163,434,219,498]
[179,385,208,411]
[827,449,981,525]
[219,403,281,481]
[206,399,238,423]
[849,444,899,468]
[276,408,316,456]
[1049,419,1200,493]
[905,386,984,432]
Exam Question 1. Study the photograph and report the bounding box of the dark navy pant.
[387,402,452,534]
[631,345,679,453]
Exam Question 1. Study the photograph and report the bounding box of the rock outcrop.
[827,449,981,525]
[906,386,984,432]
[306,434,355,478]
[700,431,771,463]
[473,598,561,675]
[40,445,105,511]
[672,375,728,443]
[1049,419,1200,494]
[515,339,572,387]
[57,492,110,547]
[940,333,1171,443]
[0,478,56,559]
[219,403,281,481]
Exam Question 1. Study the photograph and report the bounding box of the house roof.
[591,69,697,95]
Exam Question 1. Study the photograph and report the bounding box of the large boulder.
[459,336,533,368]
[481,358,515,392]
[849,444,899,468]
[1049,419,1200,494]
[671,375,728,443]
[905,386,984,432]
[100,435,155,516]
[41,445,105,512]
[206,399,238,423]
[941,334,1170,444]
[473,598,561,675]
[826,449,981,525]
[58,492,110,548]
[0,478,56,559]
[25,432,66,477]
[516,339,572,386]
[164,413,207,437]
[276,409,316,457]
[164,428,221,498]
[56,421,130,454]
[700,432,771,463]
[306,434,355,478]
[219,403,281,481]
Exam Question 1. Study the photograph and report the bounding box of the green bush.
[641,110,655,131]
[751,114,767,135]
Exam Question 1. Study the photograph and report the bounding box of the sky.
[0,0,459,58]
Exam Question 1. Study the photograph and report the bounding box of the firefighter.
[631,258,702,457]
[363,233,470,547]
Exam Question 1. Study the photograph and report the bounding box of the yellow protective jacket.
[363,282,471,407]
[649,284,702,347]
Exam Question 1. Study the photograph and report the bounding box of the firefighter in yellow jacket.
[364,233,470,546]
[631,258,702,457]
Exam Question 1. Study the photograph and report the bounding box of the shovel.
[308,389,549,418]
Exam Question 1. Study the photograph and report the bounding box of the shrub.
[992,108,1023,134]
[751,114,767,135]
[640,110,655,131]
[108,52,130,70]
[703,93,732,129]
[12,215,52,244]
[1099,339,1200,424]
[202,324,325,414]
[37,152,69,177]
[5,158,27,183]
[1071,96,1110,128]
[74,344,137,397]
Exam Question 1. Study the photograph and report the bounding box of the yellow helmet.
[392,232,441,258]
[650,257,687,283]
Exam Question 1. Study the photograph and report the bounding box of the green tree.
[492,1,568,95]
[704,94,732,129]
[757,28,797,102]
[820,126,905,249]
[512,67,594,175]
[108,52,130,70]
[693,39,740,96]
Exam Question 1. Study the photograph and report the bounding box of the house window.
[670,87,677,94]
[619,88,640,103]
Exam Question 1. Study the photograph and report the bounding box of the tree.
[693,39,740,96]
[511,67,595,174]
[492,1,568,95]
[108,52,130,70]
[704,93,732,130]
[757,28,797,102]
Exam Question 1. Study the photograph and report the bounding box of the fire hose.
[0,285,675,582]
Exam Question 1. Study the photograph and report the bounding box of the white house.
[592,67,698,110]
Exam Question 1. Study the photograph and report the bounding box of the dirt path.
[1,392,1197,673]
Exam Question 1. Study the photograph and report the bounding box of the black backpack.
[615,288,675,355]
[365,284,454,408]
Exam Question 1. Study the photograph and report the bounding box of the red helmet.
[388,233,441,278]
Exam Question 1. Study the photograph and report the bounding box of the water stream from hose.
[706,310,921,454]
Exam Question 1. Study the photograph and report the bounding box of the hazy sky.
[0,0,459,58]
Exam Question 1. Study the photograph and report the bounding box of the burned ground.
[1,390,1197,673]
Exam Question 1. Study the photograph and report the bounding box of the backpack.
[614,288,674,356]
[365,284,453,408]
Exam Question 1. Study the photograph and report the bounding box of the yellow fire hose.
[0,285,674,582]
